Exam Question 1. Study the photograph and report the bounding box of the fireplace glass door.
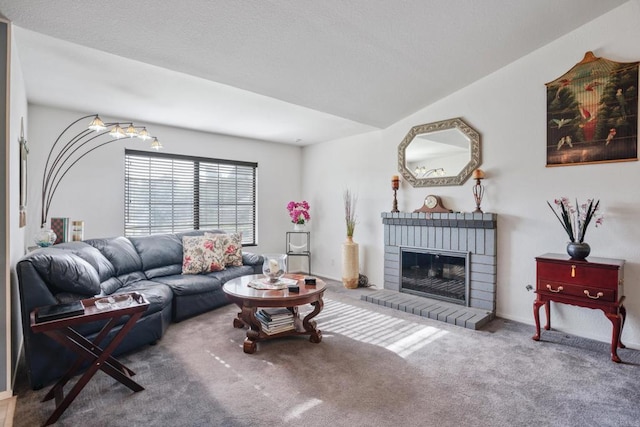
[400,248,468,305]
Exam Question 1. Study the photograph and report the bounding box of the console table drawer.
[537,280,616,303]
[537,261,619,289]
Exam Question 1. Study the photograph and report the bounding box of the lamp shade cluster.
[87,115,161,149]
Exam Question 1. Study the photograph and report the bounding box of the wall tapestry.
[545,51,639,166]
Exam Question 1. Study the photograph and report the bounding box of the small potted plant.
[344,190,357,238]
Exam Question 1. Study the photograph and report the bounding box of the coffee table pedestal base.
[233,300,323,354]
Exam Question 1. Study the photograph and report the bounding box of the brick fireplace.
[363,212,497,329]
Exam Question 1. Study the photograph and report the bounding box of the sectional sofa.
[16,230,263,389]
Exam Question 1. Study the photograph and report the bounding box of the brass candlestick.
[391,175,400,212]
[472,169,485,213]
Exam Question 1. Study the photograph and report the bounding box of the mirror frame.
[397,117,481,187]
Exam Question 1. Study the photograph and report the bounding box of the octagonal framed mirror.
[397,117,481,187]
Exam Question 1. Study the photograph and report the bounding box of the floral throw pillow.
[182,235,226,275]
[205,232,243,267]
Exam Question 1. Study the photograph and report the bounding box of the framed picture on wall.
[545,51,639,167]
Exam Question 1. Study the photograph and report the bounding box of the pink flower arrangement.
[287,200,310,224]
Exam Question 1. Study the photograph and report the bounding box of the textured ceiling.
[0,0,629,144]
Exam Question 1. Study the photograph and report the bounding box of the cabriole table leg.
[605,312,623,363]
[303,299,324,344]
[532,299,545,341]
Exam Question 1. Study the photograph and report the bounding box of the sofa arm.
[242,252,263,266]
[16,258,59,315]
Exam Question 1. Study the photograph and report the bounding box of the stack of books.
[255,307,295,335]
[51,217,70,244]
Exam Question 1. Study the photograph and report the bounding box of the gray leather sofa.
[16,230,263,389]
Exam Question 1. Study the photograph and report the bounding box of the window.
[124,149,257,245]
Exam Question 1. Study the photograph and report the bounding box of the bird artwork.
[551,118,572,129]
[605,128,616,145]
[584,81,603,91]
[565,135,573,148]
[546,52,639,166]
[579,106,592,121]
[579,106,596,141]
[554,78,572,99]
[557,136,573,150]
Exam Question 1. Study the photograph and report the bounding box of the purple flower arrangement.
[547,197,603,243]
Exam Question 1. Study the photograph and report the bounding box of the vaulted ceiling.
[0,0,628,144]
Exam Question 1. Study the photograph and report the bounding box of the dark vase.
[567,242,590,260]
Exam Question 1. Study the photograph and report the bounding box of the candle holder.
[391,176,400,213]
[472,169,485,213]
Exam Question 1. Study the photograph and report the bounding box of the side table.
[30,292,149,426]
[286,231,311,274]
[533,253,626,362]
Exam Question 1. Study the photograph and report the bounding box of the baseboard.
[289,270,342,282]
[309,270,340,282]
[497,312,640,351]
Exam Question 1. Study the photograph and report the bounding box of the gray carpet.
[12,281,640,426]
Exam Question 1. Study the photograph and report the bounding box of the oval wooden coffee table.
[222,274,325,354]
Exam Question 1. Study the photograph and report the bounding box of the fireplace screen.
[400,248,468,305]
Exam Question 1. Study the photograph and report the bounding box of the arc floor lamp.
[35,114,161,246]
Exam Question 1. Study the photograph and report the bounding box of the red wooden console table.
[533,253,626,362]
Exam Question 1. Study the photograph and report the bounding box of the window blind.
[124,149,257,245]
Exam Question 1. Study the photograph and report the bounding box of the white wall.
[26,104,304,258]
[304,1,640,348]
[302,130,386,279]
